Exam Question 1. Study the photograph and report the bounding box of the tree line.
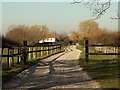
[70,20,119,45]
[4,25,49,44]
[2,24,70,46]
[2,20,119,46]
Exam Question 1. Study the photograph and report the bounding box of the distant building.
[39,34,56,43]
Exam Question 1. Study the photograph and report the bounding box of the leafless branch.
[70,0,84,4]
[71,0,112,20]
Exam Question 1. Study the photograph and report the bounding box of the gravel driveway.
[3,45,101,89]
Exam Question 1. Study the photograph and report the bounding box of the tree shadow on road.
[13,59,96,89]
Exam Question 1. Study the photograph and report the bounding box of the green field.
[78,48,120,89]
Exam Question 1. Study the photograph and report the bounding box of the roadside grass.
[2,47,65,85]
[2,63,29,86]
[78,48,120,89]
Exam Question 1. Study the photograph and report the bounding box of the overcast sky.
[1,1,118,35]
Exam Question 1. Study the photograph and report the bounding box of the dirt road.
[3,45,100,89]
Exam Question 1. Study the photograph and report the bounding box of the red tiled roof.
[46,34,55,38]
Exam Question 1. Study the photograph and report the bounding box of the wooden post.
[20,48,22,62]
[40,46,41,57]
[45,46,47,55]
[39,46,41,57]
[1,48,4,60]
[38,46,40,57]
[37,46,39,59]
[11,48,14,67]
[33,47,35,59]
[41,46,43,56]
[7,48,10,68]
[33,47,36,59]
[54,45,55,53]
[118,45,120,61]
[37,47,39,58]
[47,45,49,55]
[17,49,20,64]
[51,46,52,54]
[55,45,57,53]
[85,39,89,63]
[28,47,30,60]
[49,46,50,53]
[36,47,37,59]
[56,45,58,53]
[60,44,61,51]
[43,46,44,56]
[42,46,44,56]
[53,46,55,54]
[51,46,54,54]
[36,47,38,58]
[23,41,27,65]
[31,47,33,59]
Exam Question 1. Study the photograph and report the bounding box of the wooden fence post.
[17,49,20,64]
[85,39,89,63]
[28,47,30,60]
[33,47,35,59]
[41,46,43,56]
[36,47,38,59]
[49,46,51,54]
[23,41,27,65]
[1,48,4,60]
[50,46,52,54]
[31,47,33,59]
[118,45,120,60]
[35,46,38,59]
[7,48,10,68]
[42,46,44,56]
[48,45,49,55]
[11,48,14,67]
[54,45,56,53]
[60,44,61,51]
[55,45,57,53]
[39,46,41,57]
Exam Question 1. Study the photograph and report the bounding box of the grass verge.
[78,48,120,89]
[2,63,29,86]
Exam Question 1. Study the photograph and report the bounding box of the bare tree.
[27,25,49,44]
[5,25,29,44]
[5,25,49,44]
[72,0,120,20]
[79,20,100,38]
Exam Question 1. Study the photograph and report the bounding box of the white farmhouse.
[39,34,56,43]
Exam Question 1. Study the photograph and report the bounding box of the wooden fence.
[1,41,62,69]
[85,39,120,62]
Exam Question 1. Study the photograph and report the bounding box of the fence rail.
[1,41,62,69]
[85,39,120,62]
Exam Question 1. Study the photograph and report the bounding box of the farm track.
[3,45,101,89]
